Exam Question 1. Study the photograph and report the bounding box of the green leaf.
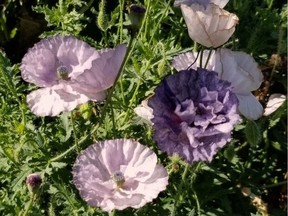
[51,162,67,169]
[245,120,261,147]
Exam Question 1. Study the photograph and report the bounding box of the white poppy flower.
[180,3,239,48]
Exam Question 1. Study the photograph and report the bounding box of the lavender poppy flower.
[148,68,241,163]
[20,35,127,116]
[173,48,264,120]
[72,139,168,212]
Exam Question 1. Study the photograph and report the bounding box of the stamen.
[111,171,125,188]
[57,65,69,80]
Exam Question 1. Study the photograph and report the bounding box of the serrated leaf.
[48,185,59,194]
[51,162,67,169]
[245,120,261,147]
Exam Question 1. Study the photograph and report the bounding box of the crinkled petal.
[26,83,93,116]
[21,48,58,87]
[172,50,218,71]
[264,94,286,116]
[72,139,168,212]
[70,44,127,92]
[148,69,240,163]
[236,93,263,120]
[217,48,263,93]
[56,36,101,77]
[181,4,238,48]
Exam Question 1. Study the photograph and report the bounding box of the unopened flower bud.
[26,173,42,194]
[97,0,109,32]
[128,4,146,30]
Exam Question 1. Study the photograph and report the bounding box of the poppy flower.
[148,68,241,163]
[173,48,264,120]
[72,139,168,212]
[180,3,238,48]
[20,35,127,116]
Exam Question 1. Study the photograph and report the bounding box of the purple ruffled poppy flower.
[148,68,241,163]
[72,139,168,212]
[20,35,127,116]
[173,49,264,120]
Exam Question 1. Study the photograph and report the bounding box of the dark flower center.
[112,171,125,188]
[57,65,69,80]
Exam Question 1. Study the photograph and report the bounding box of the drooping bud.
[26,173,42,194]
[128,4,146,30]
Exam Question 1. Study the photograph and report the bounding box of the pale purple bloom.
[148,68,241,164]
[263,94,286,116]
[173,48,264,120]
[20,35,127,116]
[174,0,229,8]
[72,139,168,212]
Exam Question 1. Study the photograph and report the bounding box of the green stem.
[193,41,198,52]
[148,0,172,45]
[269,26,283,83]
[117,0,124,44]
[121,60,151,123]
[262,181,287,189]
[110,101,116,138]
[191,162,202,215]
[199,47,204,68]
[49,35,135,163]
[21,194,35,216]
[171,163,190,216]
[70,112,79,153]
[204,48,213,69]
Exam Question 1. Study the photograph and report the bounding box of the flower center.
[111,171,125,188]
[57,65,69,80]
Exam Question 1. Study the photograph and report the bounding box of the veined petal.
[71,44,127,92]
[72,139,168,212]
[181,4,238,48]
[218,48,263,93]
[27,83,90,116]
[236,93,263,120]
[21,48,58,87]
[172,50,218,71]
